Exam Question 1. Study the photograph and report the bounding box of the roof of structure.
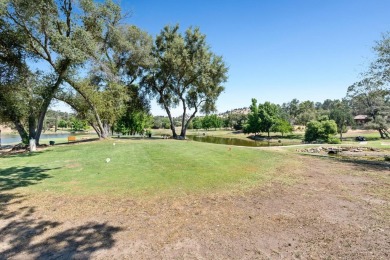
[354,115,369,120]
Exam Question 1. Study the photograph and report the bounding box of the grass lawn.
[0,139,298,198]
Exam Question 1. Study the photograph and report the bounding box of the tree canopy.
[142,25,228,138]
[347,33,390,138]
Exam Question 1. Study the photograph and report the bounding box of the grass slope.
[0,139,296,197]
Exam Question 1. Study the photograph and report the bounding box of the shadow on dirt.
[302,153,390,171]
[0,212,122,259]
[0,193,123,259]
[0,164,123,259]
[341,158,390,171]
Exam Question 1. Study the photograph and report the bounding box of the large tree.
[244,98,261,135]
[63,18,153,139]
[329,99,353,140]
[0,16,29,143]
[1,0,109,144]
[347,78,389,138]
[258,101,280,137]
[282,98,300,124]
[347,33,390,138]
[296,100,316,125]
[142,25,228,139]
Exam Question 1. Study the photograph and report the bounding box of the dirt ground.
[0,154,389,259]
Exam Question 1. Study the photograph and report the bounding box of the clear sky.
[54,0,390,116]
[120,0,390,116]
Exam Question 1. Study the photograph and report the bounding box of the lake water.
[0,133,72,145]
[187,135,289,147]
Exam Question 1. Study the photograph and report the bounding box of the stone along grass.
[0,139,297,197]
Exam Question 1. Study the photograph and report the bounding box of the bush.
[328,137,341,144]
[304,120,338,143]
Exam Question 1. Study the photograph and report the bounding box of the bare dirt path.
[1,155,389,259]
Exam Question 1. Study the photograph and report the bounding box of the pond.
[187,135,293,147]
[0,133,72,145]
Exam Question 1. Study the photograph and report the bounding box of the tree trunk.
[379,129,385,139]
[35,98,51,145]
[35,60,70,145]
[181,107,199,139]
[13,119,29,144]
[91,123,101,138]
[28,114,37,141]
[101,120,110,139]
[180,97,187,138]
[65,79,110,140]
[162,103,177,138]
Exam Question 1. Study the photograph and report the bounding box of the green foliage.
[142,24,228,138]
[152,116,162,129]
[192,117,203,130]
[282,98,300,124]
[224,113,247,130]
[271,119,293,136]
[244,99,261,135]
[70,118,87,132]
[304,120,337,143]
[1,0,132,143]
[347,33,390,139]
[317,115,329,122]
[114,111,152,135]
[58,120,68,129]
[202,114,222,130]
[244,99,282,137]
[258,101,279,137]
[328,137,341,144]
[329,99,354,139]
[348,78,389,138]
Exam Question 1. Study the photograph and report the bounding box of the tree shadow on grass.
[0,151,45,158]
[0,166,57,191]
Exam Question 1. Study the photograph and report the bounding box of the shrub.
[328,137,341,144]
[304,120,338,143]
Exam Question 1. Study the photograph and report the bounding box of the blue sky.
[120,0,390,116]
[54,0,390,116]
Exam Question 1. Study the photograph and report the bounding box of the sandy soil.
[0,155,389,259]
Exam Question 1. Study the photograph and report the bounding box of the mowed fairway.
[0,139,293,196]
[0,139,389,259]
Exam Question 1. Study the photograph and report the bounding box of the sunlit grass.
[0,139,298,197]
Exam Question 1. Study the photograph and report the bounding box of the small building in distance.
[354,115,371,125]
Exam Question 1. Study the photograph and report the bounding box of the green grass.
[0,139,295,197]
